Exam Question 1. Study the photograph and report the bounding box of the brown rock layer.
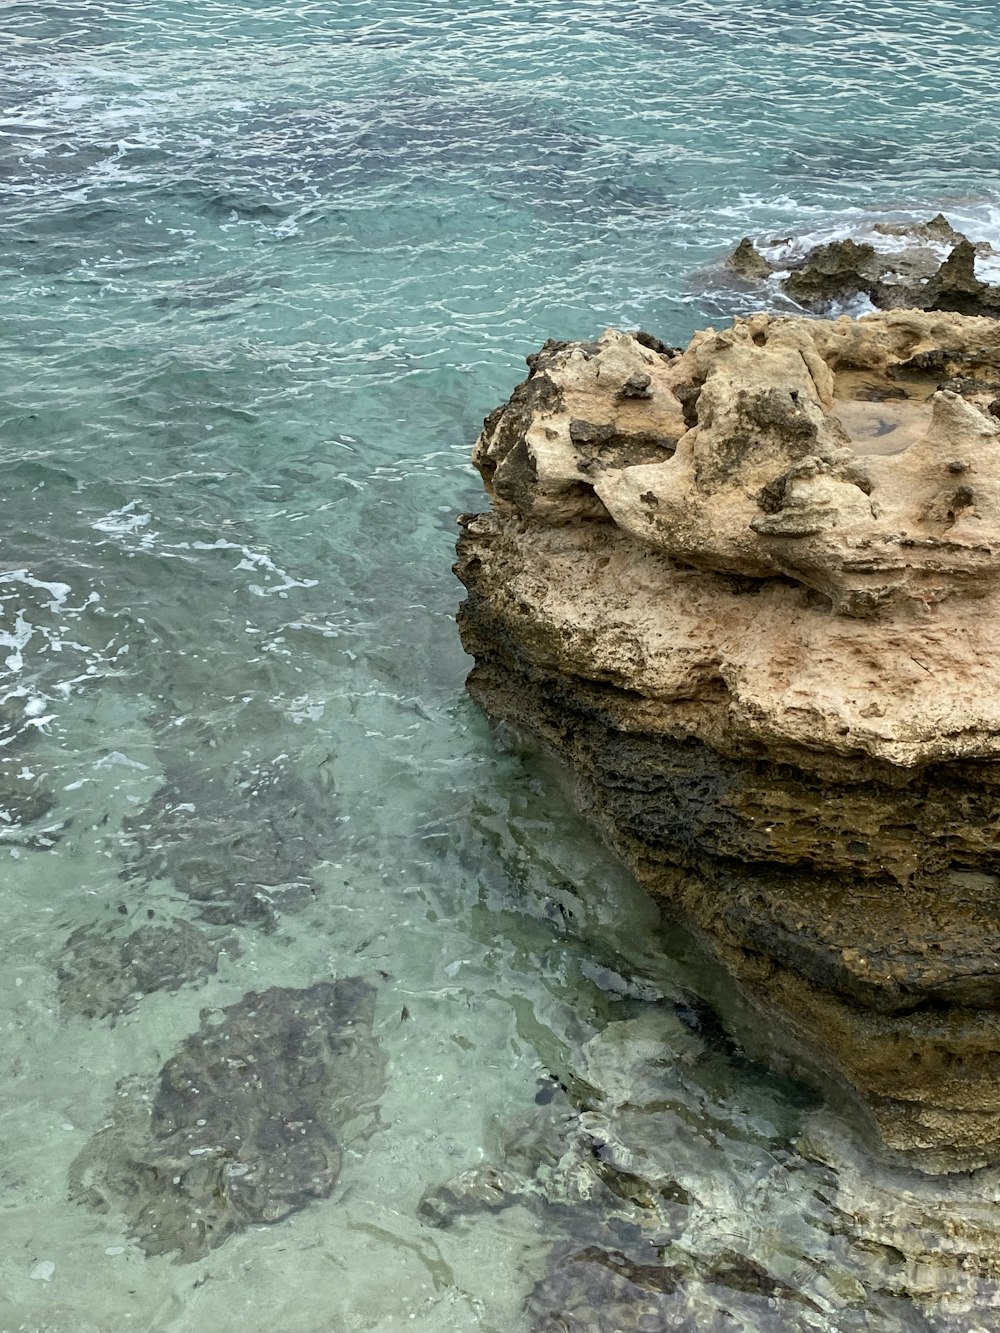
[455,313,1000,1171]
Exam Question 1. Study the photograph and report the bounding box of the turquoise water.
[2,2,1000,1329]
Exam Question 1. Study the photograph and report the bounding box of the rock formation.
[421,1007,1000,1327]
[0,697,58,847]
[120,756,330,931]
[727,216,1000,316]
[70,978,385,1259]
[455,312,1000,1172]
[58,918,234,1020]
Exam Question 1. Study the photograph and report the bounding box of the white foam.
[93,752,150,772]
[0,569,71,610]
[751,196,1000,273]
[92,501,154,538]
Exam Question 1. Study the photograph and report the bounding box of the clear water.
[2,2,1000,1329]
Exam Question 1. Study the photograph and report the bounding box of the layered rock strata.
[455,312,1000,1171]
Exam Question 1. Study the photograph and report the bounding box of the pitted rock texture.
[69,978,385,1259]
[456,313,1000,1171]
[728,215,1000,317]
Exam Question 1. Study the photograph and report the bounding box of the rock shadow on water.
[69,978,386,1261]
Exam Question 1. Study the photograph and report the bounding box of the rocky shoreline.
[455,310,1000,1173]
[727,214,1000,316]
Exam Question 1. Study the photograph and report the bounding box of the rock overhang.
[468,312,1000,770]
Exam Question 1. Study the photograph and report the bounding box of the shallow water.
[2,2,1000,1329]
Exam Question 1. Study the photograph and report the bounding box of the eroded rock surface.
[455,313,1000,1171]
[422,1010,1000,1328]
[70,978,385,1259]
[728,216,1000,316]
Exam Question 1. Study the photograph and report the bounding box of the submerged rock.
[422,1010,994,1328]
[120,756,328,930]
[455,313,1000,1171]
[58,918,232,1019]
[527,1246,826,1333]
[0,767,56,844]
[728,216,1000,316]
[0,699,58,846]
[70,978,385,1260]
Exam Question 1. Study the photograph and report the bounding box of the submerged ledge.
[455,310,1000,1173]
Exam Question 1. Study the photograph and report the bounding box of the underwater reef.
[70,979,385,1260]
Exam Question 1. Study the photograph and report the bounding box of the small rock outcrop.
[728,216,1000,316]
[455,313,1000,1172]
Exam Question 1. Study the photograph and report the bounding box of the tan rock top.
[470,311,1000,768]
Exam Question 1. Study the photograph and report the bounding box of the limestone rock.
[873,212,967,245]
[925,238,1000,316]
[473,329,684,526]
[727,236,773,281]
[726,216,1000,317]
[783,238,884,307]
[455,314,1000,1171]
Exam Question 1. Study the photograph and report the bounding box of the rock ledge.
[456,311,1000,1171]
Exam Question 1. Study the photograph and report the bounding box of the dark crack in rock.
[69,978,385,1260]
